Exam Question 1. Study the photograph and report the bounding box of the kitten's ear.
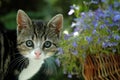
[47,14,63,37]
[17,10,32,34]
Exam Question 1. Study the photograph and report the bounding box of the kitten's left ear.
[17,9,32,35]
[47,14,63,37]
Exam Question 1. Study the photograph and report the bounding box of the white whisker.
[16,58,26,70]
[6,56,25,74]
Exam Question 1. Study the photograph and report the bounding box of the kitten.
[16,10,63,80]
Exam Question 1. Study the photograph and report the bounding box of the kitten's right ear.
[17,10,32,34]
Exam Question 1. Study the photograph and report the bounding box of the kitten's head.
[16,10,63,61]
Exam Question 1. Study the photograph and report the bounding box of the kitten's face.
[16,10,63,61]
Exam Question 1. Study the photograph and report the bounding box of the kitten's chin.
[27,56,45,61]
[28,57,41,60]
[34,57,41,60]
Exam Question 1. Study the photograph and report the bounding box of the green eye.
[44,41,52,48]
[26,40,34,47]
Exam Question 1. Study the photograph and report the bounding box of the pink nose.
[35,50,41,57]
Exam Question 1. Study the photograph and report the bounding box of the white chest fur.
[18,59,44,80]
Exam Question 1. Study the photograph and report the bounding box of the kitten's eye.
[43,41,52,48]
[26,40,34,47]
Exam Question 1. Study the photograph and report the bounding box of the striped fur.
[0,29,17,80]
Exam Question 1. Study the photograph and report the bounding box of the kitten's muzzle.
[35,50,41,59]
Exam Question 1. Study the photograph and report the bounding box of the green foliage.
[0,0,71,30]
[0,11,16,29]
[58,0,120,79]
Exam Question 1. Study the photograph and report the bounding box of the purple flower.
[68,73,72,78]
[107,35,112,39]
[55,58,60,67]
[97,38,101,43]
[102,42,118,48]
[81,12,85,17]
[102,42,108,48]
[72,41,77,47]
[110,42,118,46]
[95,8,104,18]
[94,15,99,20]
[64,34,71,40]
[72,50,78,55]
[83,24,90,30]
[70,5,74,9]
[114,2,120,8]
[113,11,120,15]
[104,20,109,25]
[92,21,98,28]
[91,0,98,4]
[100,24,105,29]
[92,29,97,34]
[113,15,120,21]
[74,27,80,32]
[108,6,113,13]
[70,4,79,10]
[86,36,93,43]
[101,0,106,2]
[107,29,112,33]
[88,11,94,17]
[58,48,63,54]
[113,35,120,40]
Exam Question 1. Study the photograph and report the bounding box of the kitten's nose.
[35,50,41,57]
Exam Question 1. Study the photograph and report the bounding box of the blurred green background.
[0,0,73,30]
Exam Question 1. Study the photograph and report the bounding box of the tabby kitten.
[16,10,63,80]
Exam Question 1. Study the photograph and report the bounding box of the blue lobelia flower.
[113,14,120,22]
[114,2,120,8]
[95,8,104,18]
[86,36,93,43]
[74,27,80,32]
[92,20,98,28]
[113,35,120,40]
[97,38,101,44]
[102,42,108,48]
[113,10,120,15]
[110,42,118,46]
[101,0,106,2]
[58,48,64,54]
[102,42,118,48]
[55,58,60,67]
[88,11,94,17]
[72,50,78,55]
[64,34,71,40]
[72,41,78,47]
[100,24,105,29]
[68,73,72,78]
[91,0,99,4]
[92,29,97,34]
